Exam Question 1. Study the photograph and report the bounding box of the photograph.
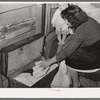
[1,2,100,89]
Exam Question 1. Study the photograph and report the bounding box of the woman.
[40,5,100,87]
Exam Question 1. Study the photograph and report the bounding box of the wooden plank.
[1,33,43,52]
[0,73,3,87]
[0,30,40,50]
[1,52,8,76]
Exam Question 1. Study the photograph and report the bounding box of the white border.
[0,2,100,4]
[0,2,100,98]
[0,88,100,98]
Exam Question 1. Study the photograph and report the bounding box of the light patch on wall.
[91,3,100,8]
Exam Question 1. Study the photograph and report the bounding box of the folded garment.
[33,66,50,78]
[34,61,42,66]
[33,61,42,71]
[33,61,50,78]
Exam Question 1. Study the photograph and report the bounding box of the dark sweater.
[56,17,100,62]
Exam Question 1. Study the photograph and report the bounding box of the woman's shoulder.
[74,17,93,33]
[80,17,100,34]
[82,17,100,29]
[88,17,100,24]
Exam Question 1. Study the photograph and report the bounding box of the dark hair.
[61,5,89,29]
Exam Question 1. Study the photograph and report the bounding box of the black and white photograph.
[1,2,100,89]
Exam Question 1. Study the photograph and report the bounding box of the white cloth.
[33,61,50,78]
[68,67,100,73]
[51,60,71,88]
[51,8,68,32]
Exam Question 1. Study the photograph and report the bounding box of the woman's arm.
[40,24,86,68]
[56,24,86,62]
[39,56,57,69]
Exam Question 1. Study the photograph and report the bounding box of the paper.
[14,63,58,87]
[14,73,38,87]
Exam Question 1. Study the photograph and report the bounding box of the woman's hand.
[39,59,52,69]
[39,56,57,70]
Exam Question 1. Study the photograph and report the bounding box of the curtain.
[44,4,58,36]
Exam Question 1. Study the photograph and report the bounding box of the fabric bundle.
[51,60,71,88]
[33,61,50,78]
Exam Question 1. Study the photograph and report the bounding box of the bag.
[51,60,71,88]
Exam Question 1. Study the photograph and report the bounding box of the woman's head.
[61,5,89,29]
